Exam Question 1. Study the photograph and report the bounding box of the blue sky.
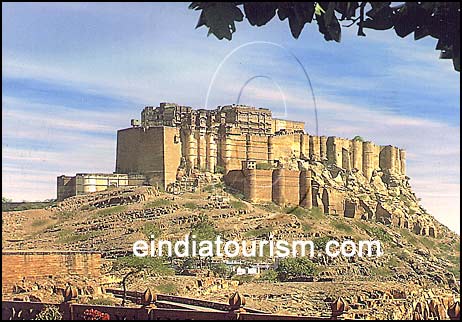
[2,3,460,233]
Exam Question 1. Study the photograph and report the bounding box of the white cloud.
[2,7,459,233]
[232,84,460,233]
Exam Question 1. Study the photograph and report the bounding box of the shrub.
[276,257,317,281]
[210,262,231,278]
[87,297,116,306]
[95,205,127,217]
[368,226,393,243]
[370,266,392,278]
[232,274,256,284]
[309,207,324,219]
[57,211,76,220]
[215,165,225,174]
[203,182,224,193]
[313,236,333,251]
[113,256,174,276]
[285,206,323,219]
[144,199,171,209]
[57,230,102,244]
[80,204,96,211]
[244,227,272,238]
[301,222,312,232]
[257,203,280,213]
[230,200,247,210]
[155,282,178,294]
[259,269,278,282]
[183,202,198,210]
[142,222,161,238]
[284,206,308,217]
[34,305,62,320]
[191,218,218,241]
[332,221,353,233]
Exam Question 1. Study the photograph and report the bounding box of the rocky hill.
[2,166,460,319]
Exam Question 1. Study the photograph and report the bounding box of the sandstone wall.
[163,127,182,186]
[272,168,301,205]
[57,176,76,201]
[2,251,101,292]
[224,168,310,206]
[116,126,181,188]
[117,124,406,186]
[271,133,308,162]
[244,169,273,203]
[223,170,245,193]
[246,135,270,163]
[271,118,305,133]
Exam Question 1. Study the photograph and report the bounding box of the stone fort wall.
[224,167,312,207]
[2,251,101,292]
[116,126,182,188]
[115,103,406,189]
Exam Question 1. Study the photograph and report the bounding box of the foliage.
[257,202,281,213]
[95,205,127,217]
[144,198,171,208]
[369,266,393,278]
[113,256,174,276]
[189,2,460,71]
[259,269,278,282]
[332,221,353,233]
[229,200,247,210]
[285,206,323,220]
[284,206,308,217]
[155,282,178,294]
[2,196,12,203]
[353,135,364,142]
[244,227,272,238]
[313,236,333,251]
[3,201,54,212]
[183,202,198,210]
[367,226,393,243]
[210,262,231,278]
[276,257,317,281]
[142,222,161,238]
[57,229,102,244]
[87,298,117,306]
[231,274,256,284]
[34,305,62,320]
[191,216,218,242]
[81,204,96,211]
[398,228,418,246]
[215,165,225,174]
[57,211,76,220]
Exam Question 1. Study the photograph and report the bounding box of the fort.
[114,102,406,189]
[58,102,437,237]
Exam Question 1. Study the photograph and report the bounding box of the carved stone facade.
[116,102,406,189]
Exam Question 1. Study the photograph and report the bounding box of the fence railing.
[2,286,347,320]
[1,300,337,320]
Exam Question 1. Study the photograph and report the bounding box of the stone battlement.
[116,103,406,189]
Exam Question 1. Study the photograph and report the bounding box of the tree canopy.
[189,2,460,71]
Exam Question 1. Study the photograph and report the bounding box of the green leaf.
[243,2,278,26]
[314,3,326,16]
[195,3,244,40]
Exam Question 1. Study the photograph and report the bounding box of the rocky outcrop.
[299,160,438,238]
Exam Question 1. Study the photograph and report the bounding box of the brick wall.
[2,251,101,292]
